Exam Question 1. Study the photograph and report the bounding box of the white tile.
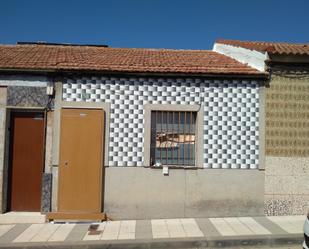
[83,223,106,241]
[151,219,169,238]
[48,224,75,242]
[31,224,60,242]
[209,218,236,236]
[101,221,120,240]
[239,217,271,235]
[63,78,259,169]
[118,233,135,240]
[224,218,253,235]
[0,225,14,237]
[118,220,136,240]
[14,224,44,243]
[166,219,186,238]
[181,219,203,237]
[101,234,118,240]
[120,221,136,233]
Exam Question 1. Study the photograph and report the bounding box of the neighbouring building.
[214,39,309,216]
[0,42,268,221]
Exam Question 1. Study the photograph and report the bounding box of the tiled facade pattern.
[265,74,309,157]
[62,76,260,169]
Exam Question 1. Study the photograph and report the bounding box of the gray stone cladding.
[7,86,52,108]
[62,76,260,169]
[41,173,52,213]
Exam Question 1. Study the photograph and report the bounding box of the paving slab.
[101,221,121,240]
[65,224,88,241]
[209,218,236,236]
[31,223,60,242]
[118,220,136,240]
[253,216,288,234]
[83,223,106,241]
[195,218,221,237]
[238,217,271,235]
[0,225,14,237]
[13,224,44,243]
[135,220,152,240]
[181,218,203,237]
[223,218,253,235]
[151,219,169,238]
[0,224,30,244]
[166,219,186,238]
[267,216,304,234]
[0,215,304,248]
[0,233,303,249]
[48,224,75,242]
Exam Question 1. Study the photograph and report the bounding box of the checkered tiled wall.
[62,77,260,169]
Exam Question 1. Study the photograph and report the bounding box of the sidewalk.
[0,215,305,248]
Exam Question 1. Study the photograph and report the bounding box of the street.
[208,245,301,249]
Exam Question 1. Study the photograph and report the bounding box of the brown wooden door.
[9,111,45,211]
[58,108,104,213]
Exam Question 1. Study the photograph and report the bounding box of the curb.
[0,234,303,249]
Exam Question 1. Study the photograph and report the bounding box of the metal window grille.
[150,111,197,166]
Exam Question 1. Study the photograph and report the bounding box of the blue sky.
[1,0,308,50]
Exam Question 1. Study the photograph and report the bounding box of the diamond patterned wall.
[62,76,260,169]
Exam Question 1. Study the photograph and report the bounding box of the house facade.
[214,40,309,216]
[0,43,267,220]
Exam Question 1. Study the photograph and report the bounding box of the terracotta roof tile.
[216,39,309,56]
[0,44,264,76]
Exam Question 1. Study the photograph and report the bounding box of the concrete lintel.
[0,75,50,87]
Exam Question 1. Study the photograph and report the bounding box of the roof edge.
[215,39,309,56]
[0,67,268,79]
[16,41,109,47]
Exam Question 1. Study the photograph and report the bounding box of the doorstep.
[0,212,46,224]
[46,212,106,222]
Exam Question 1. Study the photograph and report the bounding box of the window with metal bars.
[150,111,197,166]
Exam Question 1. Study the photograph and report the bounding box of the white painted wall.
[213,43,268,72]
[0,75,50,87]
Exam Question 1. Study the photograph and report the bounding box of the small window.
[150,111,197,166]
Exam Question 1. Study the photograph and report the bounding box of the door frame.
[51,83,110,213]
[4,107,46,212]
